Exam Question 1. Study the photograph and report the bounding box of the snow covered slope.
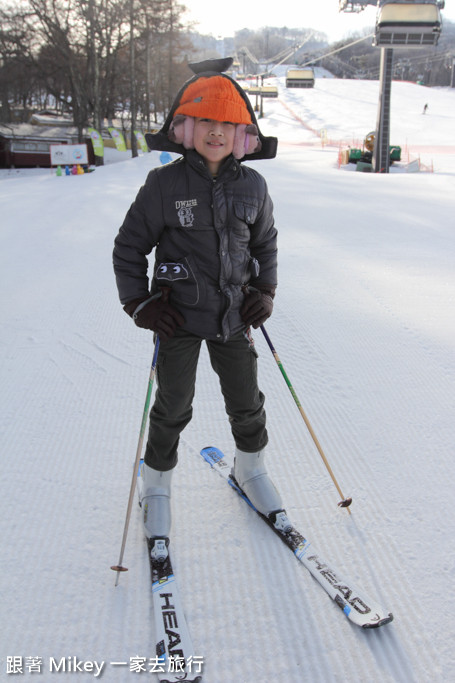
[1,77,454,682]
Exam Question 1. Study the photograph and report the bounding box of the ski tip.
[362,612,394,629]
[200,446,223,466]
[110,565,128,572]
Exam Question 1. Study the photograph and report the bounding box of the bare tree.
[0,0,198,148]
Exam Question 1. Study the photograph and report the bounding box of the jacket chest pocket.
[231,200,259,247]
[233,200,259,226]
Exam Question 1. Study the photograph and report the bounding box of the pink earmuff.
[168,115,195,149]
[232,124,261,159]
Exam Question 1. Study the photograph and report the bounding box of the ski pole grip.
[160,286,171,304]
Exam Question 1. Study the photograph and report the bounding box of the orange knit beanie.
[174,75,252,125]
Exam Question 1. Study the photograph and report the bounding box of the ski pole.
[111,335,160,583]
[260,325,352,512]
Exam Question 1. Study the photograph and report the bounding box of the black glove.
[124,292,184,342]
[241,286,274,329]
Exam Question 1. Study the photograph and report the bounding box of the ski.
[201,446,393,629]
[137,461,203,683]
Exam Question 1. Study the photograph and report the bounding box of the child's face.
[193,118,236,175]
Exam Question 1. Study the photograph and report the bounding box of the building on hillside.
[0,122,97,168]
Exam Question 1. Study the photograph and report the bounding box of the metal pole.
[260,325,352,511]
[373,48,393,173]
[111,336,160,583]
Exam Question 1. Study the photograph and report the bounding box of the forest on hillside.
[1,0,453,142]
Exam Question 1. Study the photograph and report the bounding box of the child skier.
[113,58,290,555]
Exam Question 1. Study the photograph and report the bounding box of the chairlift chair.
[374,0,442,47]
[285,68,315,88]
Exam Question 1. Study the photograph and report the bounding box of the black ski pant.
[144,328,268,471]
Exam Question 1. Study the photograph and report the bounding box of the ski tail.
[139,460,204,681]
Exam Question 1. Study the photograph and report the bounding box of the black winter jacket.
[113,150,277,341]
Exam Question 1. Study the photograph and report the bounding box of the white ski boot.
[141,463,172,550]
[233,448,291,532]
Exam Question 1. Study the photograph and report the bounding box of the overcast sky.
[184,1,454,44]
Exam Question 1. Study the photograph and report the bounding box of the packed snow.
[1,73,454,682]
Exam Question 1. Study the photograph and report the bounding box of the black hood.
[145,57,278,161]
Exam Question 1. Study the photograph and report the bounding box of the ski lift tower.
[340,0,444,172]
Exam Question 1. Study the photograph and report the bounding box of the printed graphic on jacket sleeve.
[156,262,189,282]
